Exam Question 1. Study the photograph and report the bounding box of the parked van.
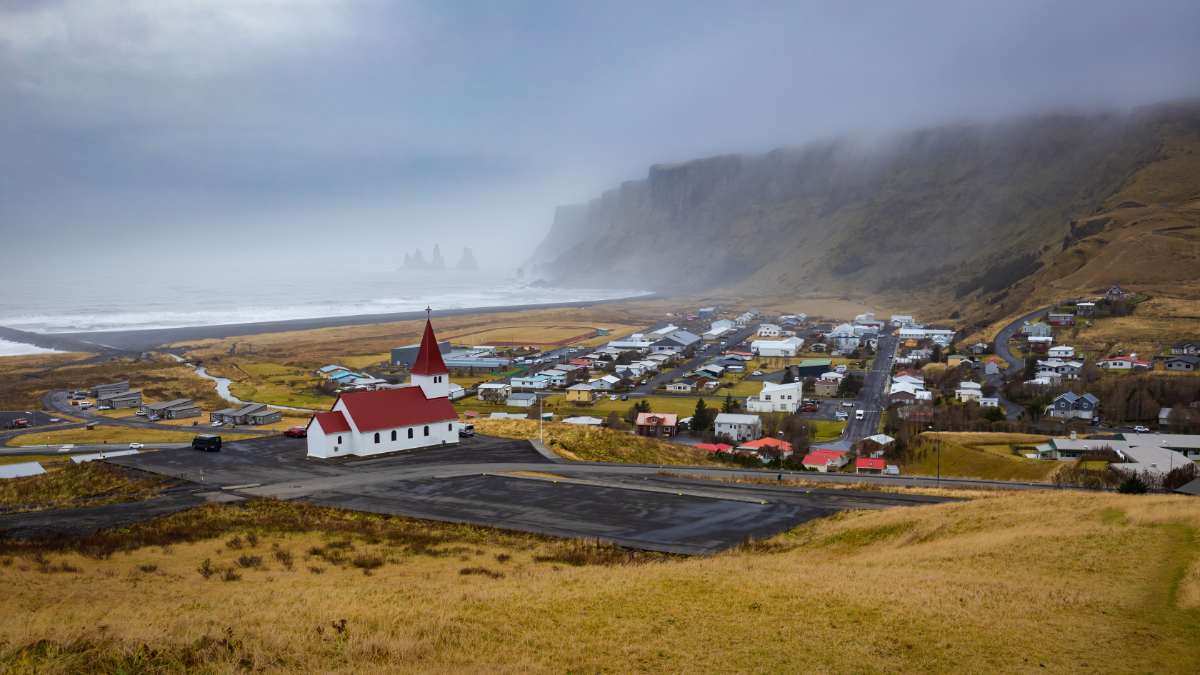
[191,434,222,452]
[855,409,865,420]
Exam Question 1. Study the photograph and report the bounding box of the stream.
[167,353,316,413]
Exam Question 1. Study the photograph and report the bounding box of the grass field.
[901,432,1058,482]
[8,427,257,447]
[0,462,166,513]
[1,492,1196,672]
[473,419,728,465]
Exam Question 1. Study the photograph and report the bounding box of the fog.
[2,0,1199,281]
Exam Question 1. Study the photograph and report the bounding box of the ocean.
[0,269,644,355]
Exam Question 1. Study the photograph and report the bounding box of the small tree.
[721,393,740,413]
[693,398,714,433]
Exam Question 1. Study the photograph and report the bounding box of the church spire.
[410,309,447,376]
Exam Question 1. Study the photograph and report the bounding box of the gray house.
[143,398,201,420]
[1046,392,1099,421]
[211,403,281,426]
[1171,342,1199,356]
[1164,355,1200,372]
[97,389,142,409]
[714,413,762,443]
[89,381,129,398]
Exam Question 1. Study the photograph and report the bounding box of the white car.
[751,371,763,376]
[834,411,849,420]
[211,421,224,426]
[1132,425,1150,433]
[58,444,75,453]
[128,442,144,450]
[855,409,865,420]
[841,401,855,408]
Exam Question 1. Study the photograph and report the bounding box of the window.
[374,432,380,444]
[408,428,414,439]
[448,423,453,431]
[391,430,397,441]
[337,435,342,444]
[423,425,430,436]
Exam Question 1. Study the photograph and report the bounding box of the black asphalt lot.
[0,410,59,429]
[0,491,207,540]
[88,434,958,554]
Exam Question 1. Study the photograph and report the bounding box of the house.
[980,397,1000,408]
[1027,336,1054,353]
[535,369,569,388]
[827,323,860,351]
[1022,322,1052,338]
[890,315,915,328]
[506,392,538,408]
[703,319,735,341]
[735,311,756,327]
[211,403,281,426]
[476,382,512,402]
[790,358,833,377]
[1037,358,1083,380]
[97,389,142,409]
[714,413,762,442]
[1105,285,1133,301]
[889,381,932,405]
[589,374,625,391]
[651,329,702,355]
[802,449,848,472]
[1097,355,1151,371]
[1045,392,1099,421]
[636,413,678,437]
[307,315,459,459]
[751,337,804,357]
[736,437,793,461]
[955,381,983,403]
[89,381,130,399]
[1164,355,1200,372]
[1171,342,1199,356]
[745,380,803,414]
[947,355,973,368]
[665,381,695,393]
[968,342,990,355]
[1047,312,1075,327]
[696,442,734,454]
[695,363,725,379]
[511,376,549,391]
[143,398,201,420]
[855,457,886,474]
[562,416,604,426]
[858,434,895,455]
[697,306,716,318]
[1075,301,1096,316]
[1048,345,1076,359]
[565,383,595,404]
[756,323,783,337]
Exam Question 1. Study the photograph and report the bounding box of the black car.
[191,434,222,452]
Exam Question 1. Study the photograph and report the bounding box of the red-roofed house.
[696,443,734,453]
[855,457,886,474]
[736,437,794,460]
[802,449,848,472]
[307,311,460,458]
[635,412,679,437]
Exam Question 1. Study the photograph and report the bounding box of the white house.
[1048,345,1076,359]
[506,392,537,408]
[756,323,783,337]
[536,369,569,388]
[1037,358,1083,380]
[827,324,860,351]
[955,381,983,403]
[890,315,915,327]
[511,376,549,391]
[476,382,511,402]
[714,413,762,442]
[745,380,803,414]
[307,316,458,459]
[751,336,804,357]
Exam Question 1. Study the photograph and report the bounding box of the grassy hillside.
[1,494,1196,672]
[473,418,725,465]
[899,432,1061,482]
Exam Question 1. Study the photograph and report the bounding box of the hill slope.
[530,100,1200,323]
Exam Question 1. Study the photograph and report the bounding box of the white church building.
[306,313,460,458]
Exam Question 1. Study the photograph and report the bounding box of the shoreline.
[9,292,658,352]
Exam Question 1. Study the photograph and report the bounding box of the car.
[191,434,222,452]
[1132,425,1151,433]
[800,404,819,413]
[841,401,855,408]
[609,394,618,401]
[855,409,865,420]
[458,424,475,438]
[135,409,147,416]
[48,417,60,423]
[11,418,29,428]
[283,426,307,438]
[751,371,763,376]
[57,444,75,453]
[128,442,144,450]
[210,420,224,426]
[834,411,849,420]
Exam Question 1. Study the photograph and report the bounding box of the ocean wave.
[0,339,61,357]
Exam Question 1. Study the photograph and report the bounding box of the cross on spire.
[425,305,432,319]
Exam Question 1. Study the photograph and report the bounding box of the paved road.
[632,326,758,395]
[818,335,897,450]
[989,303,1061,421]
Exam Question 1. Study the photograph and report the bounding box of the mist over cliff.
[527,101,1200,302]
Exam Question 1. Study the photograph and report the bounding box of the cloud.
[0,0,361,77]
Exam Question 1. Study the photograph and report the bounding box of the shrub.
[351,556,384,572]
[235,555,263,569]
[197,558,215,579]
[459,567,504,579]
[221,568,242,582]
[273,548,294,570]
[137,564,158,573]
[1118,475,1149,494]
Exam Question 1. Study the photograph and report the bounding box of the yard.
[8,426,257,447]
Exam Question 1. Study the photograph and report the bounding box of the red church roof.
[337,387,456,432]
[310,411,351,434]
[410,318,448,376]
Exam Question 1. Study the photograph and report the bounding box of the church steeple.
[410,307,449,399]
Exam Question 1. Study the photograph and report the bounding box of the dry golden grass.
[903,432,1060,482]
[473,419,726,465]
[9,427,256,447]
[0,462,166,513]
[0,493,1197,672]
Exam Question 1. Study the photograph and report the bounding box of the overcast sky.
[2,0,1199,279]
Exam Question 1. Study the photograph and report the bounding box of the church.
[305,312,460,458]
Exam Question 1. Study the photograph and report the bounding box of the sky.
[2,0,1200,280]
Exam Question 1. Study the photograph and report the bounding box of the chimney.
[1070,431,1077,440]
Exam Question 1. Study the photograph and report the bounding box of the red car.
[799,404,819,413]
[283,426,308,438]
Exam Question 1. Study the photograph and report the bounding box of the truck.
[855,409,865,421]
[191,434,222,452]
